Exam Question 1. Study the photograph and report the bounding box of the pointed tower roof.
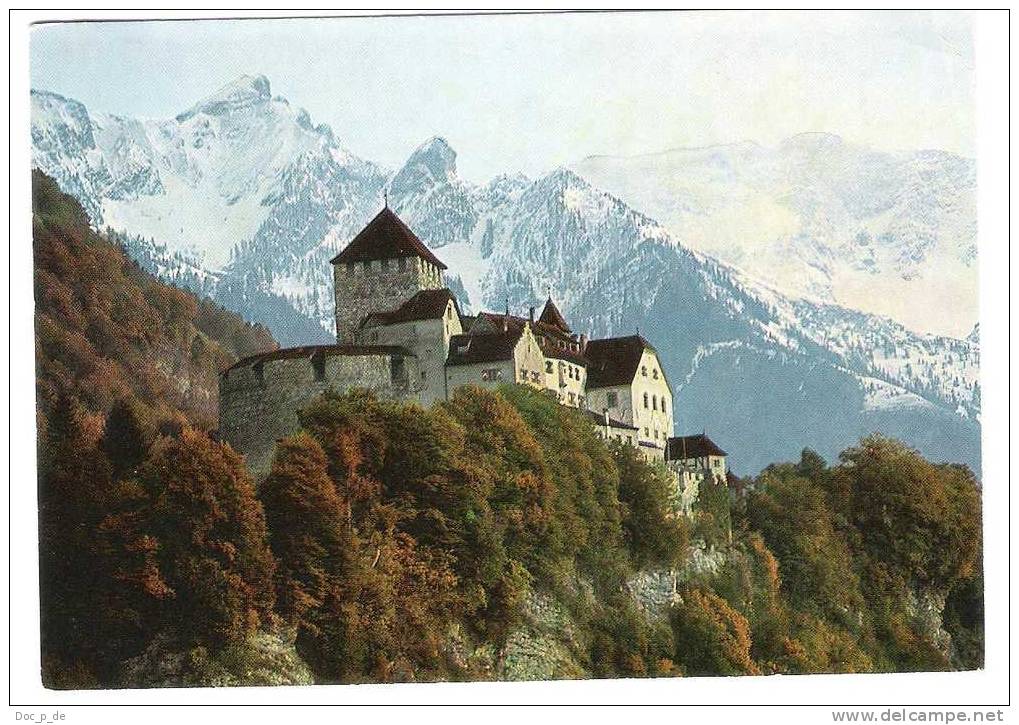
[330,207,447,270]
[538,297,570,333]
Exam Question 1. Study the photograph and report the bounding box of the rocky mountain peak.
[176,74,273,122]
[393,136,458,188]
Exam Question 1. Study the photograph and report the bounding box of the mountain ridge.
[29,77,981,474]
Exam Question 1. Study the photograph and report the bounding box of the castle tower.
[330,207,447,342]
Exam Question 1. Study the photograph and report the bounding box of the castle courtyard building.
[584,335,674,460]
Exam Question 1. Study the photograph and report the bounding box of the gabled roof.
[446,329,524,366]
[584,335,656,389]
[666,434,728,460]
[538,297,570,333]
[330,207,447,270]
[473,311,588,365]
[360,288,459,327]
[223,344,415,374]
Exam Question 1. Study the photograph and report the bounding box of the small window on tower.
[545,360,553,374]
[641,366,647,376]
[643,392,649,409]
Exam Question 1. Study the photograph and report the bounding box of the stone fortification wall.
[219,345,418,480]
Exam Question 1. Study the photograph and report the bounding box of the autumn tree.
[260,433,349,625]
[670,587,760,676]
[101,397,154,478]
[142,428,275,649]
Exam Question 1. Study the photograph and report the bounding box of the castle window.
[653,368,659,380]
[482,368,502,382]
[545,360,553,374]
[390,356,406,384]
[607,392,618,407]
[662,399,667,416]
[652,395,658,411]
[569,392,575,404]
[312,352,326,382]
[643,392,649,409]
[644,427,649,437]
[579,395,585,407]
[520,368,528,381]
[641,366,647,377]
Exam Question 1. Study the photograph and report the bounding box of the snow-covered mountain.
[30,77,981,474]
[573,135,977,339]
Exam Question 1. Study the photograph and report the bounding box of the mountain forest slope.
[33,169,277,431]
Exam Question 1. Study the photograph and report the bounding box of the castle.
[219,207,728,488]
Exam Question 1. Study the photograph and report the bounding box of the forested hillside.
[33,169,276,431]
[33,169,982,688]
[37,382,982,686]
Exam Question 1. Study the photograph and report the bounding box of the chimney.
[579,333,587,352]
[529,306,535,323]
[501,315,508,333]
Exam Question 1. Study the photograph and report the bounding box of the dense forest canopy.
[33,170,983,688]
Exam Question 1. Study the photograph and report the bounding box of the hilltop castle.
[219,207,727,488]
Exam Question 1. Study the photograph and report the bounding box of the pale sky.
[30,11,974,183]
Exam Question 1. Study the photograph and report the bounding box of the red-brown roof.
[360,288,459,327]
[538,297,570,333]
[666,434,727,460]
[223,344,415,374]
[330,207,447,270]
[584,335,655,388]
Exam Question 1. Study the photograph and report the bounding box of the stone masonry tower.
[330,207,447,342]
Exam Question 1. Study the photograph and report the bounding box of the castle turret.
[330,207,447,342]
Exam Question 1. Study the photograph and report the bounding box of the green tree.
[614,443,688,569]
